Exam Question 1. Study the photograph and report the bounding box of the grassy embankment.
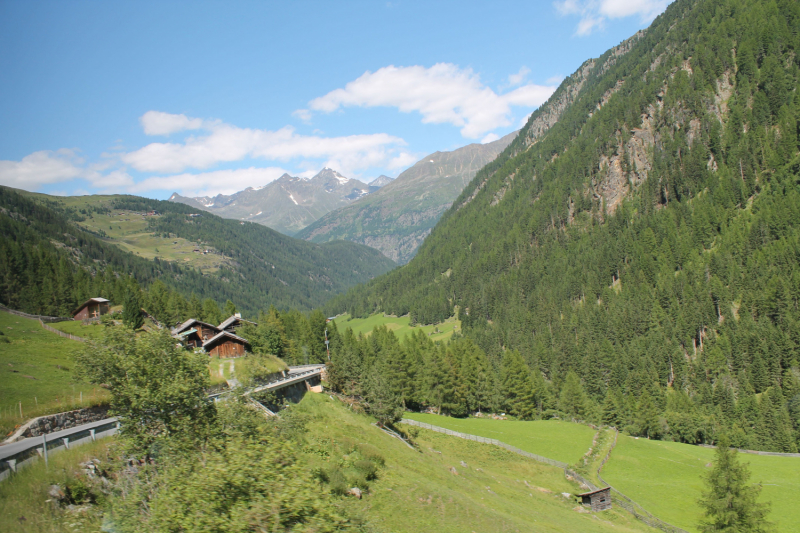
[335,312,461,343]
[601,435,800,533]
[0,312,109,438]
[294,393,653,533]
[0,439,112,533]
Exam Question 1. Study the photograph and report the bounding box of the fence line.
[39,319,86,342]
[0,303,73,323]
[696,443,800,457]
[400,419,569,469]
[596,429,689,533]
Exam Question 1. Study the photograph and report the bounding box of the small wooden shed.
[579,487,612,512]
[72,298,110,320]
[203,331,250,358]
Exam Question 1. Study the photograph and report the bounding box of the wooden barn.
[72,298,110,320]
[579,487,612,512]
[203,331,250,358]
[172,319,220,342]
[174,327,204,349]
[218,313,257,333]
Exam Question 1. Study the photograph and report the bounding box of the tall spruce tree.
[698,435,772,533]
[122,287,144,330]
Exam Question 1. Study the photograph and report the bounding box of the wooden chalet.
[172,319,220,343]
[579,487,612,512]
[203,331,250,358]
[72,298,110,320]
[218,313,257,333]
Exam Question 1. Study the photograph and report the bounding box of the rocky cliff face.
[169,168,372,235]
[296,133,516,263]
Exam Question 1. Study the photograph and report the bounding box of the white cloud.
[305,63,557,139]
[140,111,205,136]
[0,149,85,188]
[129,167,290,197]
[121,113,407,177]
[292,109,313,123]
[481,133,500,144]
[546,75,565,85]
[507,66,531,87]
[554,0,672,36]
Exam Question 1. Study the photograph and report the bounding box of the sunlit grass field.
[296,393,652,533]
[403,412,597,465]
[334,312,461,342]
[601,435,800,533]
[0,312,109,438]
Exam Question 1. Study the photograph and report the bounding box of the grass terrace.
[335,312,461,343]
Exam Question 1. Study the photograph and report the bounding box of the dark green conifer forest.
[325,0,800,452]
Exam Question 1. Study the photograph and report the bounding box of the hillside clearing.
[335,313,460,342]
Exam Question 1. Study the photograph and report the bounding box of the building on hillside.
[172,319,220,342]
[203,331,250,358]
[72,298,111,320]
[579,487,612,512]
[218,313,257,333]
[174,327,204,349]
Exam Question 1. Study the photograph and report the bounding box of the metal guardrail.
[0,418,119,482]
[0,365,327,482]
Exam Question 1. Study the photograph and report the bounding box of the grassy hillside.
[294,393,653,533]
[403,413,597,465]
[335,312,461,343]
[0,311,109,437]
[602,435,800,532]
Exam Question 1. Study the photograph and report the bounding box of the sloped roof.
[218,315,257,330]
[72,297,111,315]
[172,318,220,335]
[203,330,250,349]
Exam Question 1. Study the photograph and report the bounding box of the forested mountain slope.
[296,133,516,263]
[327,0,800,451]
[0,187,395,317]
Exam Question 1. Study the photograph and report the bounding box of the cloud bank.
[303,63,557,139]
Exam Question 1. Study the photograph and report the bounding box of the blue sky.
[0,0,672,199]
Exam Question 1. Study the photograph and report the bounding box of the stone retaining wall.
[19,406,109,440]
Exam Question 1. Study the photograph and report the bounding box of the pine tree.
[122,287,144,330]
[698,435,772,533]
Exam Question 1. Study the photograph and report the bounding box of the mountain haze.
[327,0,800,451]
[296,132,516,263]
[169,168,375,235]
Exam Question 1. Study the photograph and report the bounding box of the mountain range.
[296,132,516,263]
[169,168,381,236]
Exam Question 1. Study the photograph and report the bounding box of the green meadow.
[296,393,652,533]
[403,413,597,465]
[0,312,109,438]
[335,312,461,342]
[601,435,800,533]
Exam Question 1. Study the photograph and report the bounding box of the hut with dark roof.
[172,319,220,342]
[72,298,110,320]
[579,487,612,512]
[218,314,257,333]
